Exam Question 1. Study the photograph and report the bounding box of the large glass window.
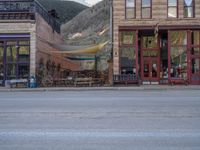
[168,0,178,18]
[170,31,188,79]
[0,37,30,84]
[142,0,151,18]
[184,0,194,18]
[126,0,135,19]
[120,31,137,74]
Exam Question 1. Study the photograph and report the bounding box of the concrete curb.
[0,85,200,92]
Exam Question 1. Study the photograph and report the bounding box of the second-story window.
[168,0,178,18]
[126,0,135,19]
[184,0,194,18]
[142,0,151,18]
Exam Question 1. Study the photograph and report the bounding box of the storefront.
[0,34,30,86]
[118,28,200,85]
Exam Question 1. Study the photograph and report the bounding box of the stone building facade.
[113,0,200,85]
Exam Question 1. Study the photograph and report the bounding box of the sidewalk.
[0,85,200,92]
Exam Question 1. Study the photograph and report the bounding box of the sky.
[69,0,102,6]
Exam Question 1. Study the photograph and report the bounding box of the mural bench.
[113,74,140,85]
[9,79,28,88]
[74,77,94,87]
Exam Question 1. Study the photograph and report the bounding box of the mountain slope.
[61,0,110,45]
[38,0,88,23]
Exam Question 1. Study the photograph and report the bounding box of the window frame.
[183,0,195,18]
[125,0,136,19]
[141,0,152,19]
[167,0,178,18]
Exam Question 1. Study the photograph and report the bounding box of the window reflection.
[170,47,187,79]
[184,0,194,18]
[143,36,157,48]
[19,46,30,62]
[120,32,135,45]
[6,46,17,63]
[170,31,187,45]
[142,0,151,18]
[191,58,200,74]
[168,0,177,18]
[6,64,16,80]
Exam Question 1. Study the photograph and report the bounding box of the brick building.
[113,0,200,85]
[0,0,80,86]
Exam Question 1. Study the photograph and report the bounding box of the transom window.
[168,0,178,18]
[142,0,152,18]
[125,0,135,19]
[184,0,194,18]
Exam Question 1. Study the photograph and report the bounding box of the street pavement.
[0,90,200,150]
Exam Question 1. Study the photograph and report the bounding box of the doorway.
[141,34,160,84]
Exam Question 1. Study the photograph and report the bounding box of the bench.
[9,79,28,88]
[113,74,140,85]
[74,77,93,87]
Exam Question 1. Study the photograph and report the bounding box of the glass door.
[141,34,160,84]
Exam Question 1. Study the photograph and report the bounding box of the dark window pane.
[18,64,29,78]
[170,47,187,79]
[120,47,136,74]
[19,46,30,62]
[0,47,3,64]
[191,31,199,45]
[121,47,136,67]
[126,8,135,19]
[168,0,177,6]
[143,36,157,48]
[143,61,150,77]
[0,41,4,46]
[6,64,16,80]
[191,47,199,55]
[6,46,17,63]
[184,0,193,7]
[168,7,177,18]
[191,58,199,74]
[120,32,136,45]
[142,0,151,7]
[170,31,187,45]
[142,7,151,18]
[126,0,135,7]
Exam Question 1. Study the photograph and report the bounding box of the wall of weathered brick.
[35,13,80,72]
[113,0,200,75]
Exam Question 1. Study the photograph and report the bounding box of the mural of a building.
[0,0,80,86]
[113,0,200,85]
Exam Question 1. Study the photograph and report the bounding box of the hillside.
[61,0,110,45]
[38,0,88,23]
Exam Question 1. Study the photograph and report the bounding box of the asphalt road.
[0,90,200,150]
